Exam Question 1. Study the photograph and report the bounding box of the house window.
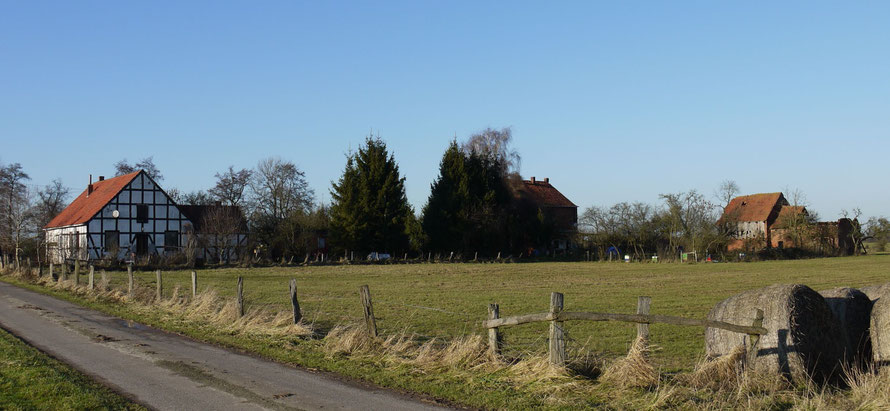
[165,231,179,251]
[136,204,149,223]
[105,231,119,253]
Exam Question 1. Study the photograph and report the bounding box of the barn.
[720,192,856,254]
[44,170,246,264]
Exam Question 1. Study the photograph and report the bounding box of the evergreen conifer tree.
[421,141,468,251]
[421,141,511,254]
[330,137,411,254]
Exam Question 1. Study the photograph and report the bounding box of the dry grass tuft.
[437,335,488,368]
[600,336,659,389]
[324,325,376,355]
[411,338,441,365]
[687,345,746,391]
[509,356,570,383]
[381,331,414,356]
[844,366,890,409]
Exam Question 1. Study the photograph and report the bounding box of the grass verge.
[0,326,144,410]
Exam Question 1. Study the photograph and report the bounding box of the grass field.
[0,327,142,410]
[117,255,890,370]
[4,255,890,409]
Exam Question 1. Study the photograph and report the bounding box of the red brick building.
[517,177,578,251]
[720,192,855,254]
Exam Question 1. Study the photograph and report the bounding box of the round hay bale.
[860,283,890,302]
[871,295,890,366]
[819,287,873,368]
[705,284,846,383]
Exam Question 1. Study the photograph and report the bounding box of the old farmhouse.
[518,177,578,251]
[44,171,246,264]
[720,192,854,254]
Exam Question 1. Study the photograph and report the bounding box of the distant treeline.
[3,129,887,263]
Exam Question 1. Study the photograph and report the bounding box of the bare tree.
[865,216,890,252]
[33,179,70,228]
[209,166,252,207]
[170,189,212,206]
[0,163,33,264]
[113,159,136,176]
[114,156,163,181]
[32,179,71,268]
[840,208,866,255]
[716,180,739,207]
[784,186,808,208]
[775,187,818,251]
[460,127,520,175]
[660,190,720,258]
[201,206,244,264]
[250,158,314,220]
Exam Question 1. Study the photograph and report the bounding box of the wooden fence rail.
[484,292,766,367]
[483,311,766,336]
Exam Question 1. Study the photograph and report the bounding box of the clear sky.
[2,1,888,220]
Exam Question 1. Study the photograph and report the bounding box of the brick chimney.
[98,176,105,181]
[544,177,549,184]
[88,174,93,196]
[530,176,536,184]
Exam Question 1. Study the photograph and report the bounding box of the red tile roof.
[720,192,785,223]
[519,179,576,208]
[45,171,141,228]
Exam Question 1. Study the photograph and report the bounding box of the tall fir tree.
[421,141,512,254]
[330,137,411,254]
[422,141,468,252]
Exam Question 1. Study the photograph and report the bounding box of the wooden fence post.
[156,270,162,301]
[637,296,652,340]
[488,303,501,357]
[359,285,378,337]
[127,264,134,298]
[236,276,244,317]
[289,278,302,324]
[49,263,54,279]
[549,292,566,367]
[101,269,107,288]
[88,265,95,290]
[74,260,81,285]
[191,271,197,299]
[746,308,765,368]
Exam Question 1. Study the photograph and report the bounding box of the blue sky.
[2,1,888,219]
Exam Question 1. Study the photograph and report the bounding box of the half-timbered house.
[45,171,199,264]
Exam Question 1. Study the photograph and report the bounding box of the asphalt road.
[0,281,450,411]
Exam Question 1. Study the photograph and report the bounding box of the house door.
[135,234,149,256]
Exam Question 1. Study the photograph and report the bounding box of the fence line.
[484,292,765,367]
[484,311,766,336]
[1,264,768,370]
